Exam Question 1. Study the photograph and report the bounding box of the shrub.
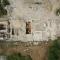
[56,8,60,16]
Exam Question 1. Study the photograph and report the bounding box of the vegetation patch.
[7,53,32,60]
[48,37,60,60]
[56,8,60,16]
[0,0,10,17]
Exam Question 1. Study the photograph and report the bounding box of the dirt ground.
[0,41,51,60]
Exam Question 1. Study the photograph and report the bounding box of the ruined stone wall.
[8,18,59,42]
[2,0,60,42]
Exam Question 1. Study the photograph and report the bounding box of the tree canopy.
[48,37,60,60]
[0,0,10,17]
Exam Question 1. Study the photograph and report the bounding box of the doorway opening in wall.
[0,24,7,40]
[0,24,5,30]
[26,22,31,34]
[12,28,14,35]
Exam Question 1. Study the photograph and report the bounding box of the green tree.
[48,37,60,60]
[0,0,10,17]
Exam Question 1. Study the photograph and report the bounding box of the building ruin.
[0,0,60,42]
[0,17,60,42]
